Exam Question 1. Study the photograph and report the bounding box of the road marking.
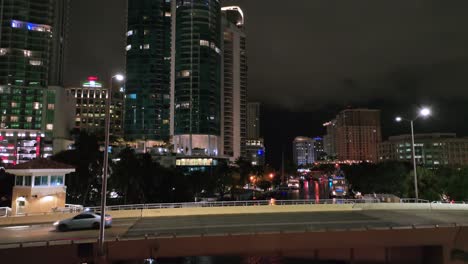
[1,225,31,230]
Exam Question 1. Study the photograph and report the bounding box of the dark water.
[152,256,349,264]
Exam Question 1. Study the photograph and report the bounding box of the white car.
[54,212,112,231]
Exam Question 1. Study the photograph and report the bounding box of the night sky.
[66,0,468,168]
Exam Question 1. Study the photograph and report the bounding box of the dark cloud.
[223,0,468,110]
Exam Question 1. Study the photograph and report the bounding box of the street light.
[395,107,431,203]
[99,74,124,256]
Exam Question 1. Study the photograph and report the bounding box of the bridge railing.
[83,198,381,213]
[400,198,430,203]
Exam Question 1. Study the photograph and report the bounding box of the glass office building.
[0,0,54,131]
[125,0,172,142]
[173,0,222,156]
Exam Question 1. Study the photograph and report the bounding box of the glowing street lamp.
[99,74,125,256]
[395,107,432,203]
[269,173,274,179]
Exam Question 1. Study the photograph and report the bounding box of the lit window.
[144,30,149,35]
[29,60,42,66]
[0,48,6,56]
[200,40,209,47]
[24,50,32,57]
[125,45,131,51]
[126,30,133,36]
[129,94,137,99]
[180,70,191,77]
[46,124,53,130]
[26,116,32,122]
[10,116,18,122]
[165,12,171,17]
[11,102,17,108]
[33,102,40,110]
[143,44,150,49]
[48,103,54,110]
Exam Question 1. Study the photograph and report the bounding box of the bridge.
[1,200,468,264]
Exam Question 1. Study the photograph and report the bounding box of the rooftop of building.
[387,133,458,141]
[6,158,75,170]
[293,136,313,142]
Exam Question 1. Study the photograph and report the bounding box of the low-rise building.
[6,158,75,215]
[0,129,53,164]
[378,133,468,166]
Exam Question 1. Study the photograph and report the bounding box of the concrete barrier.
[2,203,468,227]
[354,203,432,211]
[430,203,468,211]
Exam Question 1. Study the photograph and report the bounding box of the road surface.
[1,210,468,247]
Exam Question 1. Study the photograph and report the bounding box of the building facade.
[323,119,337,158]
[313,136,325,161]
[245,138,265,166]
[246,102,260,139]
[66,77,124,137]
[325,109,381,162]
[7,158,75,215]
[125,0,171,142]
[221,6,247,161]
[172,0,222,156]
[0,0,55,132]
[293,136,315,166]
[378,133,468,166]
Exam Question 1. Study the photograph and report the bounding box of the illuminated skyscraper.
[125,0,172,143]
[221,6,247,160]
[0,0,54,131]
[172,0,222,156]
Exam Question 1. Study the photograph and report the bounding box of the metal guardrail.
[83,199,381,213]
[0,207,11,217]
[400,198,430,203]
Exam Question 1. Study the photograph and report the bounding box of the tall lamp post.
[99,74,124,256]
[395,107,431,203]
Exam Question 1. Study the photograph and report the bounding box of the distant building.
[313,137,325,160]
[378,133,468,166]
[324,109,381,162]
[323,119,337,158]
[66,77,124,137]
[246,102,260,139]
[221,6,247,161]
[245,138,265,166]
[7,159,75,215]
[293,136,315,166]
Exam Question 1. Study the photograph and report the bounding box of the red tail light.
[105,216,111,221]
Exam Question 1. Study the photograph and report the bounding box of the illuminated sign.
[82,76,102,88]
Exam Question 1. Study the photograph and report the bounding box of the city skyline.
[63,0,468,168]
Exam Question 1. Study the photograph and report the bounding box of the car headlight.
[332,191,336,195]
[53,221,59,226]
